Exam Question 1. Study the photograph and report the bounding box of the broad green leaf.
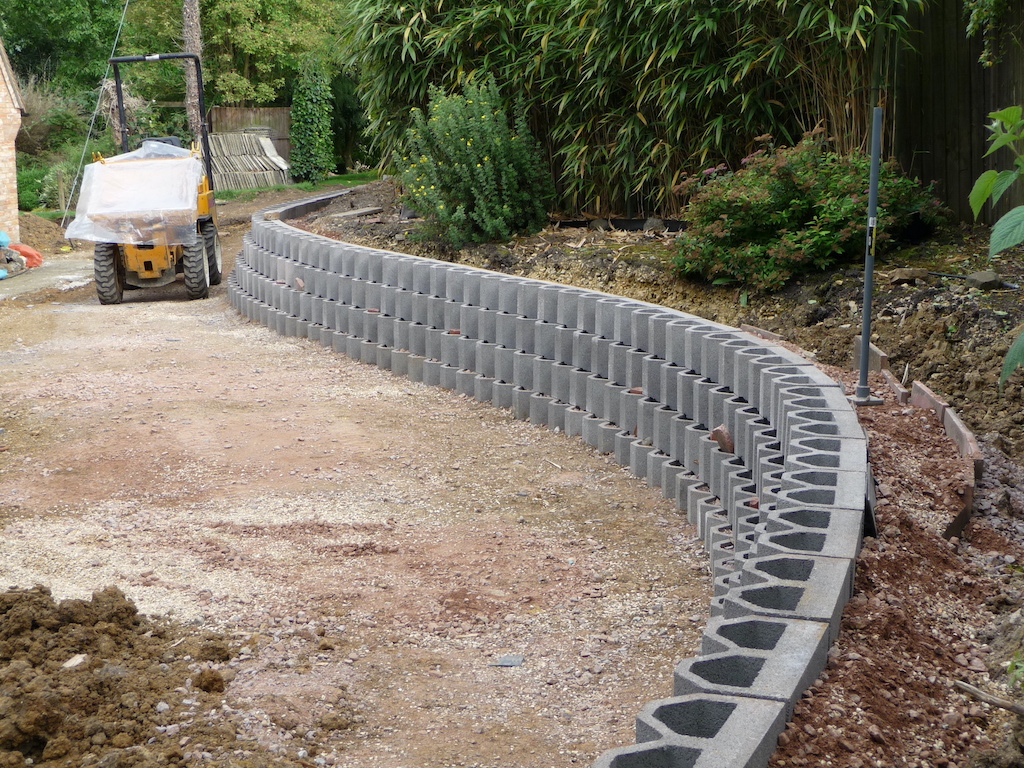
[990,205,1024,256]
[1000,327,1024,392]
[991,169,1022,207]
[990,106,1023,126]
[984,131,1018,156]
[969,169,998,218]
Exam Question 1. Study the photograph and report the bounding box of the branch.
[954,680,1024,716]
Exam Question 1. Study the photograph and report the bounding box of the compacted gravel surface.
[1,190,1023,768]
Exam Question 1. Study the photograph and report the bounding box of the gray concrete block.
[547,400,568,432]
[422,358,442,387]
[471,307,495,344]
[757,507,863,562]
[530,392,552,426]
[474,375,495,403]
[494,345,516,384]
[406,354,425,383]
[722,554,854,640]
[516,315,536,353]
[681,616,830,719]
[492,380,515,409]
[591,694,787,768]
[563,407,586,438]
[512,386,533,420]
[439,363,458,391]
[615,430,634,467]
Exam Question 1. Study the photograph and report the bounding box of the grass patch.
[214,171,380,203]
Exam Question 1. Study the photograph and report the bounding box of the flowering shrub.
[397,78,552,247]
[674,132,947,290]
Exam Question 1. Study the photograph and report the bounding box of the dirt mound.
[0,586,290,768]
[17,214,77,256]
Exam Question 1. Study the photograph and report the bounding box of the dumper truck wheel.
[183,239,210,300]
[201,219,223,286]
[94,242,124,305]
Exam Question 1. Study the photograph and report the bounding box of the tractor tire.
[200,219,223,286]
[94,242,124,305]
[183,238,210,300]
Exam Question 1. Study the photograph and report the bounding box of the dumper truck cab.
[65,53,222,304]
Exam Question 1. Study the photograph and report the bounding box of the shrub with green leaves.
[674,133,946,290]
[397,78,551,247]
[290,64,335,184]
[16,165,48,211]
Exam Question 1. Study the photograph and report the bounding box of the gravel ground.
[2,190,1024,768]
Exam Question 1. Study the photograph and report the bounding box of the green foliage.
[674,133,945,290]
[1009,650,1024,690]
[969,106,1024,391]
[339,0,923,216]
[0,0,124,89]
[331,74,368,173]
[290,63,335,183]
[16,165,47,211]
[963,0,1022,66]
[397,78,551,248]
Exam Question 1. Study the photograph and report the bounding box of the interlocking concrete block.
[554,288,588,328]
[563,407,586,438]
[547,400,569,432]
[572,330,595,371]
[591,694,787,768]
[769,385,850,433]
[439,363,458,391]
[550,362,574,404]
[689,615,831,717]
[780,408,865,451]
[758,506,864,562]
[770,468,867,514]
[422,358,442,387]
[492,380,515,409]
[530,392,552,426]
[474,375,495,403]
[405,353,424,383]
[721,554,854,640]
[784,435,867,473]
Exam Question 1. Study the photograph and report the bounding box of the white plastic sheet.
[65,141,204,245]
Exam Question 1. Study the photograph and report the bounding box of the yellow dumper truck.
[66,53,221,304]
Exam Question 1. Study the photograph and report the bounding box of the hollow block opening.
[650,698,737,739]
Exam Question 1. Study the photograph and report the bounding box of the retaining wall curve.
[226,191,870,768]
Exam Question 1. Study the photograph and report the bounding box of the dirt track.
[0,201,710,767]
[3,191,1024,768]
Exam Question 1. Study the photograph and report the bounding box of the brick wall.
[0,56,21,244]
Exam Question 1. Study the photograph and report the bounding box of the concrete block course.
[228,191,870,768]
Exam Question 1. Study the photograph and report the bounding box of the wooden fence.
[894,0,1024,223]
[209,106,291,162]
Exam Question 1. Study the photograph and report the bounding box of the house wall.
[0,44,21,244]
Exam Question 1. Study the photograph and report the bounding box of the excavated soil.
[1,183,1023,768]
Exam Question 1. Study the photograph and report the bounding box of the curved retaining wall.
[227,191,869,768]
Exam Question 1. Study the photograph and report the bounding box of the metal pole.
[853,105,884,406]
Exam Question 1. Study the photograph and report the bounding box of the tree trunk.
[182,0,204,142]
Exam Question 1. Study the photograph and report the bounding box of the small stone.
[966,270,1002,290]
[155,702,170,713]
[890,267,929,285]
